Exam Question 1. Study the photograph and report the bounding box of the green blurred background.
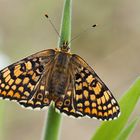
[0,0,140,140]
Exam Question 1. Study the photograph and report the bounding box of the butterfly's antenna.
[45,13,61,38]
[68,24,97,45]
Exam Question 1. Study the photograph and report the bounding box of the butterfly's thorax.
[49,51,71,96]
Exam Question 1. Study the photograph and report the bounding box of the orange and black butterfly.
[0,41,120,120]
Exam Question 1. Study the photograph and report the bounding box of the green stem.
[59,0,72,47]
[43,105,62,140]
[43,0,72,140]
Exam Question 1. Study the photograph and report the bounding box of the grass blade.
[116,117,139,140]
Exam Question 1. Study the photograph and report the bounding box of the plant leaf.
[91,78,140,140]
[116,117,139,140]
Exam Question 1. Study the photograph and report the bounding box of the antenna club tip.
[92,24,97,28]
[45,13,49,18]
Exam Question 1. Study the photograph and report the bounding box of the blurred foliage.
[116,118,139,140]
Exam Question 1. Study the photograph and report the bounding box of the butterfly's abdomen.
[49,52,70,96]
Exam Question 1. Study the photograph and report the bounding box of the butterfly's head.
[60,41,70,53]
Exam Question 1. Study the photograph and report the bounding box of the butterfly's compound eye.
[60,41,70,52]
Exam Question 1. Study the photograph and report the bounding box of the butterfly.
[0,41,120,120]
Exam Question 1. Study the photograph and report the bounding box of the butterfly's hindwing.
[71,54,120,120]
[0,49,55,109]
[54,74,83,118]
[19,72,51,109]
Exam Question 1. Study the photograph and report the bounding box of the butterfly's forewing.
[0,49,55,109]
[71,54,120,120]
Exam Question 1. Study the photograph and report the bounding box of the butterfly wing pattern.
[71,54,120,120]
[0,46,120,120]
[54,72,83,118]
[0,49,55,109]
